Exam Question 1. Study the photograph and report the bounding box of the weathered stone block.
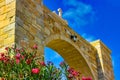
[0,16,15,29]
[0,19,9,29]
[1,34,8,39]
[16,17,23,26]
[7,29,15,37]
[0,1,15,14]
[3,22,15,32]
[4,35,15,45]
[5,0,14,4]
[0,13,6,21]
[0,0,5,8]
[6,9,15,18]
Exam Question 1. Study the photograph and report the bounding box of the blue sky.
[43,0,120,79]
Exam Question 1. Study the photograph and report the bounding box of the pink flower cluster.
[0,53,10,64]
[67,68,80,78]
[0,45,93,80]
[82,77,92,80]
[0,45,48,75]
[32,68,40,74]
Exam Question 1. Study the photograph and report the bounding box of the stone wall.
[0,0,114,80]
[15,0,98,79]
[15,0,44,56]
[0,0,16,52]
[91,40,114,80]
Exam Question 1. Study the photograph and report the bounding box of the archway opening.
[44,39,94,79]
[44,47,64,68]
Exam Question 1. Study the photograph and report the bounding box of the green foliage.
[0,45,81,80]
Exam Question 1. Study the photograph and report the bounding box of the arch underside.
[46,39,94,79]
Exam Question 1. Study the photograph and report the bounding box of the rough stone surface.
[0,0,114,80]
[0,0,15,52]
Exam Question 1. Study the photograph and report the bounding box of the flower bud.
[32,68,40,74]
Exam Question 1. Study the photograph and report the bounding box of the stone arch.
[0,0,115,80]
[44,34,96,79]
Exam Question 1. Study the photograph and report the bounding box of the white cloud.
[82,33,96,42]
[51,52,61,60]
[62,0,96,42]
[112,59,114,67]
[62,0,96,28]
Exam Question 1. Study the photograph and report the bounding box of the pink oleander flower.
[82,77,86,80]
[67,68,74,73]
[3,57,10,64]
[26,59,31,65]
[82,77,92,80]
[5,47,9,51]
[60,61,64,67]
[20,48,25,52]
[16,59,20,64]
[72,70,79,76]
[87,77,92,80]
[67,68,80,77]
[15,53,21,59]
[39,61,46,66]
[68,74,73,79]
[21,55,25,60]
[32,68,40,74]
[15,48,20,52]
[0,53,4,57]
[32,44,38,49]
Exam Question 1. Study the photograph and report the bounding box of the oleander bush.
[0,45,92,80]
